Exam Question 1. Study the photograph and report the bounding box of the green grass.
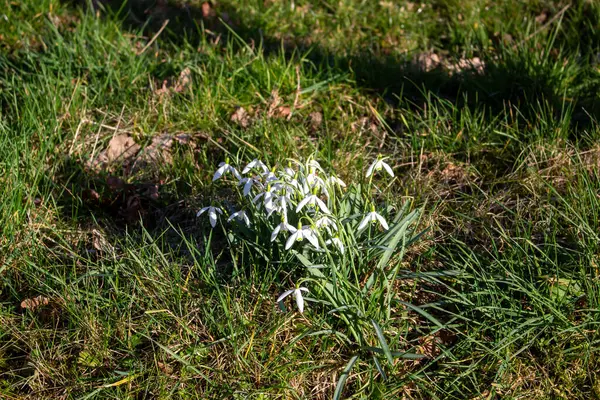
[2,0,600,398]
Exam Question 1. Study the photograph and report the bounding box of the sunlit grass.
[1,0,600,398]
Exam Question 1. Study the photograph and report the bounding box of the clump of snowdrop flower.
[198,156,397,313]
[197,155,422,393]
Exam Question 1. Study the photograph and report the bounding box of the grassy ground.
[2,0,600,398]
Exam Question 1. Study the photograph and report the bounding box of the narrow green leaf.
[333,355,360,400]
[372,354,387,381]
[398,301,445,329]
[371,319,394,366]
[363,346,426,360]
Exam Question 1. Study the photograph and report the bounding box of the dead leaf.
[83,189,100,201]
[309,111,323,129]
[107,134,140,162]
[91,229,113,253]
[173,133,194,145]
[107,176,126,191]
[121,195,143,222]
[20,296,50,311]
[146,184,159,200]
[267,89,282,117]
[274,106,291,118]
[138,134,174,165]
[535,11,548,24]
[173,67,192,93]
[449,57,485,74]
[155,80,170,96]
[231,106,250,128]
[413,52,441,72]
[90,134,141,171]
[201,2,215,18]
[417,335,441,359]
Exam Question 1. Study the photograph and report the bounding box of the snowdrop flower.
[238,177,261,197]
[357,205,389,232]
[283,165,295,178]
[228,210,251,226]
[242,159,269,174]
[197,206,223,228]
[285,223,320,250]
[306,158,324,172]
[271,219,295,242]
[296,191,330,214]
[262,167,279,184]
[252,184,279,206]
[274,195,290,219]
[325,237,345,254]
[315,216,338,233]
[213,158,242,181]
[366,156,394,178]
[306,173,328,197]
[327,175,346,188]
[277,286,309,313]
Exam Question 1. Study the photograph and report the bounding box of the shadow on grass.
[64,0,600,135]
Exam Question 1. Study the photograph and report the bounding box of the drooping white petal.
[294,288,305,313]
[375,212,389,230]
[243,179,253,196]
[366,160,377,178]
[242,159,256,174]
[304,230,320,249]
[252,192,264,204]
[357,213,373,231]
[196,206,210,217]
[381,161,394,177]
[296,196,312,212]
[270,225,281,242]
[208,208,218,227]
[230,166,242,180]
[277,289,295,303]
[285,231,300,250]
[242,212,251,226]
[332,238,345,254]
[212,164,227,181]
[314,197,330,214]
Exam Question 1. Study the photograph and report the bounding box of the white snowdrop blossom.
[197,206,223,228]
[238,177,261,197]
[271,220,295,242]
[315,216,338,232]
[277,287,309,313]
[357,205,389,232]
[262,169,278,184]
[213,159,242,181]
[285,224,320,250]
[366,157,394,178]
[296,193,330,214]
[252,184,281,207]
[327,175,346,188]
[306,158,324,172]
[325,237,345,254]
[283,166,295,178]
[228,210,251,226]
[242,159,269,174]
